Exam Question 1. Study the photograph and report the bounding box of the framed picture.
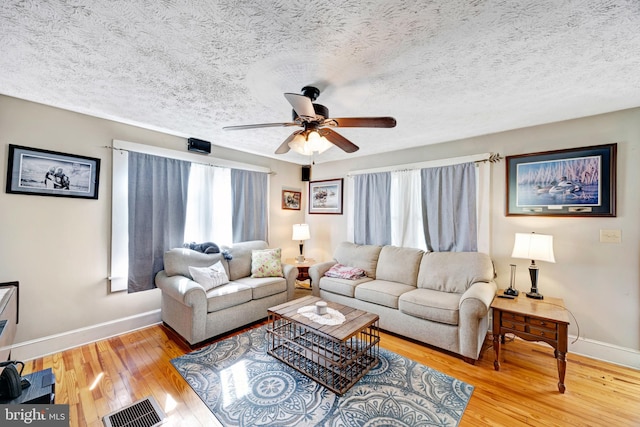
[282,190,301,210]
[309,178,343,214]
[506,143,616,217]
[6,144,101,200]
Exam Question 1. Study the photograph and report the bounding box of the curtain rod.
[103,145,275,175]
[475,153,503,164]
[347,152,503,177]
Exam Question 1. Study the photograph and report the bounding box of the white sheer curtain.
[184,163,233,247]
[390,169,427,250]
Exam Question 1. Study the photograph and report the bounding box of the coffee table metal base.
[267,313,379,395]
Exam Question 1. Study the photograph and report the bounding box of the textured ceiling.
[1,0,639,164]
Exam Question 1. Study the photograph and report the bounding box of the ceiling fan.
[223,86,397,155]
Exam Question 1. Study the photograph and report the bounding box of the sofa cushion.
[251,248,283,278]
[417,252,494,293]
[375,246,424,286]
[188,261,229,291]
[233,276,287,300]
[333,242,382,278]
[355,279,415,309]
[226,241,269,280]
[399,288,461,325]
[318,276,373,297]
[206,282,253,312]
[164,248,228,278]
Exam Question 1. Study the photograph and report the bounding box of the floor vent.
[103,396,166,427]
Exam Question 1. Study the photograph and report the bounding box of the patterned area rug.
[171,326,473,427]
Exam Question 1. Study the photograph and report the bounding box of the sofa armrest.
[155,270,206,307]
[459,280,497,312]
[282,263,299,300]
[458,280,498,360]
[308,261,337,297]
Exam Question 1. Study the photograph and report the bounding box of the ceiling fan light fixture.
[288,133,312,155]
[288,130,332,155]
[306,130,332,153]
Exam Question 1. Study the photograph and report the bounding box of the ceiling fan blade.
[274,130,303,154]
[284,93,316,119]
[324,117,397,128]
[223,122,299,130]
[320,128,359,153]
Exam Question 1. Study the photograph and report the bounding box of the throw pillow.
[324,263,367,280]
[188,261,229,291]
[251,248,283,278]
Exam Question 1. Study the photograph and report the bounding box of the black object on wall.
[301,165,311,182]
[187,138,212,154]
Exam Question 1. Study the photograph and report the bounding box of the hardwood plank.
[20,322,640,427]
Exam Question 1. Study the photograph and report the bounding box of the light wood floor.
[22,321,640,427]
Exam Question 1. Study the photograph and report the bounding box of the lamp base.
[526,291,544,300]
[504,287,519,296]
[296,255,305,263]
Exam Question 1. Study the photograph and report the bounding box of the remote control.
[497,294,516,299]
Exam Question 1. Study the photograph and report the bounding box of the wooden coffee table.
[267,296,380,395]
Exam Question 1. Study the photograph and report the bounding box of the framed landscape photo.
[282,190,301,210]
[309,178,343,214]
[6,144,101,200]
[506,143,616,217]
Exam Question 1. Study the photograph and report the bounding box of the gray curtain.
[128,152,191,293]
[353,172,391,245]
[421,162,477,252]
[231,169,268,243]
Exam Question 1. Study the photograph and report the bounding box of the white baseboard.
[568,335,640,370]
[10,309,162,361]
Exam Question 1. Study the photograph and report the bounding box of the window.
[110,140,270,293]
[348,154,492,253]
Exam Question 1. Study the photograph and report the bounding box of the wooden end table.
[491,292,570,393]
[286,258,315,289]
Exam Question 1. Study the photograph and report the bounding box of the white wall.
[304,108,640,368]
[0,95,304,359]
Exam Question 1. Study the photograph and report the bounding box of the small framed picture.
[309,178,343,214]
[6,144,101,200]
[506,143,616,217]
[282,190,301,210]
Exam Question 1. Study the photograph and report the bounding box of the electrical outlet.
[600,229,621,243]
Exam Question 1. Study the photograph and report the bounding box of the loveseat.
[308,242,497,362]
[155,240,298,345]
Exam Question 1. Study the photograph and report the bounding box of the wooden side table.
[286,258,315,284]
[491,292,570,393]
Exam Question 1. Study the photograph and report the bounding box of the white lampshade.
[292,224,310,241]
[306,131,333,153]
[511,232,555,263]
[288,133,312,155]
[288,130,332,155]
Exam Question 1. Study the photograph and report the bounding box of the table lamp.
[511,232,555,299]
[292,224,310,263]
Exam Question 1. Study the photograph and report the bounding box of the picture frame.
[309,178,343,214]
[506,143,616,217]
[6,144,101,200]
[282,190,301,210]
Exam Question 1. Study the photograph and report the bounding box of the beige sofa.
[155,240,298,345]
[308,242,496,363]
